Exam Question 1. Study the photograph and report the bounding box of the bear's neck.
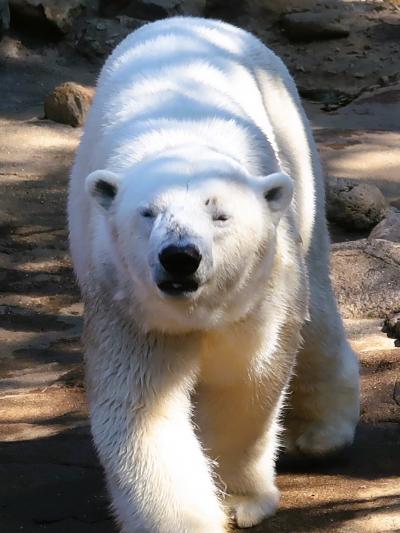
[104,118,279,177]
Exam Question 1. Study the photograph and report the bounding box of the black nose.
[159,244,202,277]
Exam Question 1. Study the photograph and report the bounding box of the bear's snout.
[159,244,202,277]
[156,244,202,296]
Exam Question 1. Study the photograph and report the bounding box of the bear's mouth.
[157,278,199,296]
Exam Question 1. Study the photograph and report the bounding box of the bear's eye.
[140,208,156,219]
[264,187,282,203]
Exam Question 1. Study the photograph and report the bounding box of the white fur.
[68,17,359,532]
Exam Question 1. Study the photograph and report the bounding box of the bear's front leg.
[196,381,284,529]
[84,308,227,533]
[103,402,227,533]
[195,319,302,529]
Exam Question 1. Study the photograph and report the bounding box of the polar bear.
[68,16,359,532]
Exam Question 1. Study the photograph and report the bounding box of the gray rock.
[390,197,400,210]
[369,210,400,243]
[382,312,400,347]
[100,0,205,20]
[327,178,388,231]
[44,82,94,127]
[331,239,400,319]
[281,12,349,42]
[72,16,144,61]
[9,0,99,35]
[0,0,10,38]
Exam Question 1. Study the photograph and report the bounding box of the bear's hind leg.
[286,278,360,456]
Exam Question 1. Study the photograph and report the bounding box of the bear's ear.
[260,172,293,217]
[85,170,121,210]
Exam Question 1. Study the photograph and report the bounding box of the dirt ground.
[0,15,400,533]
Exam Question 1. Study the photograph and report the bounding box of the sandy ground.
[0,28,399,533]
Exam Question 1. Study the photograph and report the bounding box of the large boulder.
[280,11,349,42]
[44,82,94,127]
[327,178,388,231]
[71,16,144,61]
[331,239,400,319]
[369,210,400,243]
[9,0,99,35]
[99,0,205,20]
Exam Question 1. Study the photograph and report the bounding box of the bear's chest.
[197,316,281,387]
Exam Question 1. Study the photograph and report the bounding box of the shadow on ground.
[1,422,399,532]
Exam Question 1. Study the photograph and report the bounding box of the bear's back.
[84,17,287,172]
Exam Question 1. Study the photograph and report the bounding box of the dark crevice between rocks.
[299,87,360,112]
[9,4,64,42]
[204,0,245,21]
[99,0,168,21]
[300,79,400,112]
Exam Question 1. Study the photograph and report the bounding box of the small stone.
[280,12,349,43]
[44,82,94,127]
[369,210,400,242]
[327,178,388,231]
[382,313,400,340]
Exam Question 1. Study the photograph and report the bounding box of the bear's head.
[86,146,293,333]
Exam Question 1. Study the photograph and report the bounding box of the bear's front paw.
[285,418,356,456]
[226,488,280,528]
